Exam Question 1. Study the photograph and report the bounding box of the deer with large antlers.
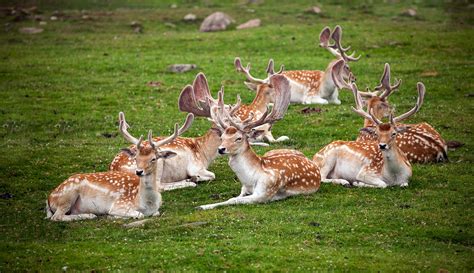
[313,81,426,188]
[46,113,192,221]
[197,75,321,210]
[235,25,360,105]
[109,75,222,191]
[182,72,288,146]
[333,62,448,163]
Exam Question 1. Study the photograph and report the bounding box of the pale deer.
[197,75,321,210]
[109,74,222,191]
[313,82,426,188]
[46,113,192,221]
[333,62,448,163]
[235,25,360,105]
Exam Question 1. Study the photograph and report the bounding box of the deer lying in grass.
[109,75,224,191]
[313,80,426,188]
[46,113,192,221]
[235,25,360,105]
[197,75,321,210]
[333,62,448,163]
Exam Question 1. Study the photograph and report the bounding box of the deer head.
[350,82,426,151]
[210,75,291,155]
[118,112,194,176]
[234,57,284,94]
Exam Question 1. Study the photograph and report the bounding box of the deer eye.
[151,158,157,162]
[235,137,242,142]
[391,132,397,137]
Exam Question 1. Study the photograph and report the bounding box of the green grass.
[1,0,473,271]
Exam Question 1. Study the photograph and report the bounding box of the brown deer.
[235,25,360,105]
[313,81,426,188]
[109,74,222,191]
[46,113,192,221]
[333,62,448,163]
[197,75,321,210]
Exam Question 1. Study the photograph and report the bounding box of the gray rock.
[236,18,261,30]
[184,13,197,21]
[122,219,152,228]
[19,27,43,34]
[199,11,234,32]
[168,64,197,73]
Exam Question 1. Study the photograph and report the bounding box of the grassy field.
[1,0,473,271]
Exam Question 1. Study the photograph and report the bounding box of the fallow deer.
[313,82,426,188]
[184,72,288,146]
[333,61,448,163]
[46,113,192,221]
[197,75,321,210]
[235,25,360,105]
[109,74,222,191]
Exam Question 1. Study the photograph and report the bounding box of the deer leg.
[161,181,197,191]
[264,131,289,143]
[322,178,351,186]
[192,169,216,182]
[356,171,388,188]
[108,206,145,219]
[305,96,328,105]
[50,209,97,222]
[197,194,270,210]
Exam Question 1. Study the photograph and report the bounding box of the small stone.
[168,64,197,73]
[401,8,417,17]
[236,18,261,30]
[50,16,58,21]
[306,6,322,14]
[170,4,177,8]
[19,27,43,34]
[183,13,197,21]
[39,21,47,26]
[199,11,234,32]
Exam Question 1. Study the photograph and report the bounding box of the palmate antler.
[320,25,361,63]
[178,73,220,118]
[234,57,284,84]
[119,112,194,149]
[211,74,291,133]
[375,63,402,99]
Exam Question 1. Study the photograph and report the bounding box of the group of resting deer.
[46,25,447,221]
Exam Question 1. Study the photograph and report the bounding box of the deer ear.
[244,81,258,91]
[120,148,136,157]
[157,150,177,159]
[359,127,375,134]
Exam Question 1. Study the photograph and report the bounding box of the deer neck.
[381,143,411,184]
[137,162,161,214]
[194,127,221,167]
[228,143,262,188]
[250,90,270,113]
[320,59,339,94]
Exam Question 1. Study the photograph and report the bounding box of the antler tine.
[148,130,155,149]
[266,59,275,75]
[357,87,380,98]
[393,82,425,123]
[229,94,242,115]
[177,113,194,135]
[377,63,402,99]
[331,59,351,90]
[119,112,140,145]
[350,84,382,125]
[331,25,361,62]
[136,135,144,150]
[152,113,194,148]
[234,57,266,84]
